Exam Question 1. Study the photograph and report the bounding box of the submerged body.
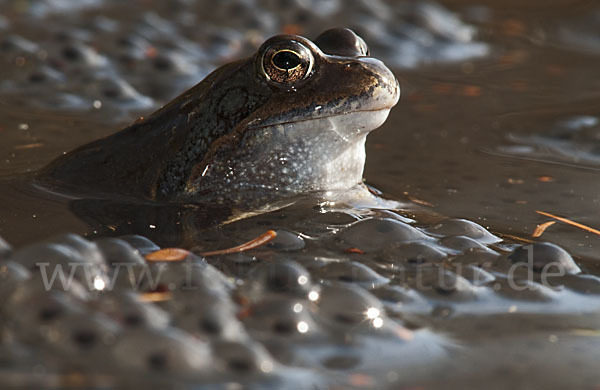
[41,28,400,204]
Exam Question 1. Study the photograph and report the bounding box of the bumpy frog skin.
[42,28,400,204]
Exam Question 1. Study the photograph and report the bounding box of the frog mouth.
[255,108,393,143]
[322,108,392,142]
[250,74,400,137]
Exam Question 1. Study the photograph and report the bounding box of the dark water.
[367,0,600,261]
[1,0,599,254]
[1,0,600,389]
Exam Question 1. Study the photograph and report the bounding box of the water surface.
[1,1,600,388]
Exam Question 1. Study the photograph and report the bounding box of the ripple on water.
[500,114,600,167]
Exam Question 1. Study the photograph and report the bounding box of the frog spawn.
[1,209,598,388]
[0,0,487,118]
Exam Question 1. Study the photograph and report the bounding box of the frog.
[40,28,400,207]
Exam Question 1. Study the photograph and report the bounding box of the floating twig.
[344,247,365,254]
[200,230,277,257]
[497,233,534,244]
[407,195,434,208]
[145,248,190,262]
[14,142,43,150]
[531,221,556,238]
[144,230,278,261]
[536,210,600,236]
[139,291,172,302]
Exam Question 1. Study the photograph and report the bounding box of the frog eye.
[259,40,314,85]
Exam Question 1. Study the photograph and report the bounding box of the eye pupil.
[272,51,301,70]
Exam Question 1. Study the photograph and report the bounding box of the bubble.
[508,242,581,275]
[426,218,501,244]
[241,260,314,300]
[95,237,146,267]
[112,328,210,376]
[340,218,429,252]
[316,261,389,287]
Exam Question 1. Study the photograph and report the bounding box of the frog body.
[41,28,400,204]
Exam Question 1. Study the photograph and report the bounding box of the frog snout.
[358,57,400,110]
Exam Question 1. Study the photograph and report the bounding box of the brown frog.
[40,28,400,205]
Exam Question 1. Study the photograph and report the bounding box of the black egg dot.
[200,319,221,335]
[228,358,251,372]
[272,321,294,334]
[333,313,358,325]
[103,88,120,98]
[39,307,62,322]
[337,275,354,282]
[153,57,171,71]
[268,274,291,292]
[73,330,97,349]
[29,73,46,83]
[147,353,167,371]
[0,40,15,51]
[62,46,80,61]
[117,36,133,47]
[272,51,301,70]
[124,314,142,326]
[407,257,426,264]
[118,54,135,66]
[434,286,455,295]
